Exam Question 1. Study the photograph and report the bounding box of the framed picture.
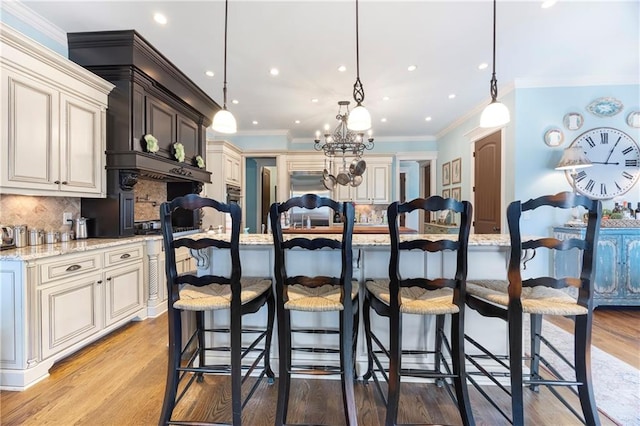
[442,188,450,199]
[451,186,461,201]
[451,158,461,184]
[442,162,451,186]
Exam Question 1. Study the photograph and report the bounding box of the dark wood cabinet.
[69,30,218,237]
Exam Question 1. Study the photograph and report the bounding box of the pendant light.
[347,0,372,132]
[212,0,237,134]
[479,0,510,128]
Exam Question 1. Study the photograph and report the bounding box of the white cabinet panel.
[104,263,144,326]
[40,273,102,359]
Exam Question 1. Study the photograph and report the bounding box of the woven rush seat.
[366,278,459,315]
[285,280,359,312]
[466,279,587,316]
[175,277,272,311]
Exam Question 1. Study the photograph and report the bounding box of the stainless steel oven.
[226,184,242,205]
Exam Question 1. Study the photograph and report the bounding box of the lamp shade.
[347,104,372,131]
[212,108,237,134]
[555,146,592,170]
[479,100,510,128]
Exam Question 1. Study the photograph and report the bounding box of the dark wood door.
[474,131,502,233]
[261,168,271,233]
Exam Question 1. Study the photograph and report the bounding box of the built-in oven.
[227,184,242,205]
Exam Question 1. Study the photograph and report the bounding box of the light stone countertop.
[0,233,511,262]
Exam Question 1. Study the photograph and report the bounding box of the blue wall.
[1,9,67,56]
[245,158,258,232]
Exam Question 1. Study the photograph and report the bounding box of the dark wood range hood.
[68,30,219,237]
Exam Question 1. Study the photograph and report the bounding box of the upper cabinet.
[334,157,392,204]
[0,24,114,197]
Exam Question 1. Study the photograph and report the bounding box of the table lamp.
[555,146,592,222]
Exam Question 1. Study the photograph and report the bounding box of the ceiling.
[19,1,640,141]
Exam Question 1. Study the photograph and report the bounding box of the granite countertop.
[0,233,512,261]
[282,225,417,234]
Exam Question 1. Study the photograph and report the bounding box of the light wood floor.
[1,308,637,425]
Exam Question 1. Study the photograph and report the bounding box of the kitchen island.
[1,232,526,390]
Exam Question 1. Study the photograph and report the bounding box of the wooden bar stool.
[464,191,602,425]
[270,194,358,426]
[363,196,475,426]
[159,194,275,425]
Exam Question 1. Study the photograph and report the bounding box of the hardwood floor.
[1,308,636,425]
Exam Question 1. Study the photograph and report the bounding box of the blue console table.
[554,226,640,307]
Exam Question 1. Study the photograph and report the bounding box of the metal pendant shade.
[347,0,372,131]
[480,0,510,128]
[212,0,237,134]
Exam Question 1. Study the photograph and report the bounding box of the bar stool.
[363,196,475,426]
[159,194,275,425]
[464,191,602,425]
[270,194,358,426]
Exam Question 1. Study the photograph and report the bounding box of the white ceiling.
[19,0,640,141]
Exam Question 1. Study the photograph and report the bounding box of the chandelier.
[314,101,374,188]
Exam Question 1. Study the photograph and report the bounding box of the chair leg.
[340,309,358,426]
[159,307,182,425]
[385,310,402,426]
[231,307,242,426]
[275,310,291,426]
[529,314,543,391]
[575,313,600,426]
[362,292,374,382]
[195,311,206,382]
[352,299,359,380]
[508,310,525,426]
[451,311,475,426]
[265,291,276,382]
[434,314,445,387]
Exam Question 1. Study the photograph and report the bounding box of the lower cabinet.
[553,226,640,307]
[0,241,145,390]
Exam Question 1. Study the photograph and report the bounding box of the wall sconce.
[555,146,592,192]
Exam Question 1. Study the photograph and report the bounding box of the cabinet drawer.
[104,244,144,267]
[39,253,102,285]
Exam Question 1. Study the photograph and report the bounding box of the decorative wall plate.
[563,112,583,130]
[627,111,640,128]
[586,97,623,117]
[544,128,564,147]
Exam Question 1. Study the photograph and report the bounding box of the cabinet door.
[146,96,176,155]
[0,70,60,191]
[40,273,102,359]
[104,262,144,327]
[177,114,198,162]
[335,183,352,202]
[59,92,104,195]
[622,235,640,300]
[593,236,620,301]
[369,163,390,204]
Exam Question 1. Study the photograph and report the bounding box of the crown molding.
[514,75,640,89]
[234,129,292,140]
[1,0,67,47]
[291,134,436,145]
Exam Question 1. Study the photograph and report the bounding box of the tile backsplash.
[133,179,166,221]
[0,195,80,231]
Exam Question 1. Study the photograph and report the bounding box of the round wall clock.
[567,127,640,200]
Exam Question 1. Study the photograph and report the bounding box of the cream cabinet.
[203,140,244,231]
[0,23,113,198]
[0,241,144,390]
[334,158,392,204]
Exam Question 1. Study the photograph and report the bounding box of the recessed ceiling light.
[153,13,167,25]
[252,120,258,125]
[541,0,557,8]
[380,118,387,123]
[231,99,239,104]
[425,116,432,122]
[338,65,347,72]
[478,63,489,70]
[448,94,456,99]
[382,96,390,101]
[295,120,301,124]
[311,98,319,103]
[270,68,279,76]
[407,65,417,72]
[205,70,215,77]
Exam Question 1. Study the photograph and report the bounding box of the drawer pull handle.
[66,264,82,272]
[120,253,131,259]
